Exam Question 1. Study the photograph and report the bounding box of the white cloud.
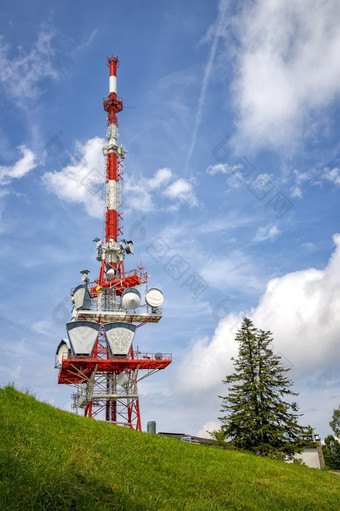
[175,234,340,404]
[44,148,198,217]
[323,166,340,186]
[250,173,272,190]
[126,171,198,213]
[201,250,263,294]
[0,29,59,102]
[31,320,53,336]
[290,186,303,199]
[253,224,280,243]
[287,165,340,198]
[251,234,340,374]
[228,0,340,150]
[289,168,321,197]
[0,145,37,184]
[124,176,154,213]
[199,212,256,234]
[196,421,220,439]
[206,162,261,190]
[42,137,105,218]
[288,166,340,197]
[206,163,236,175]
[163,178,198,207]
[174,317,240,400]
[125,169,172,213]
[72,29,98,55]
[148,167,173,189]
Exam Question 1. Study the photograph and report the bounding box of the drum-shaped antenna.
[66,321,100,356]
[103,322,137,356]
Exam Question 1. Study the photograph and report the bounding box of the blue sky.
[1,0,340,439]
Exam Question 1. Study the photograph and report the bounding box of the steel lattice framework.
[56,57,171,430]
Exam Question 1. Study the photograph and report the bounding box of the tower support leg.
[85,401,93,418]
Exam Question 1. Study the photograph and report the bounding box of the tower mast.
[55,56,171,431]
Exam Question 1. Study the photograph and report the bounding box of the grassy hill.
[0,386,339,511]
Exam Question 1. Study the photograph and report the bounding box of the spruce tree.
[323,435,340,470]
[219,318,311,456]
[322,405,340,469]
[330,404,340,438]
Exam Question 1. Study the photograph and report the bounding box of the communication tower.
[55,56,171,430]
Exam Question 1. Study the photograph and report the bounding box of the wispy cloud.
[288,165,340,198]
[31,319,53,336]
[0,145,37,185]
[185,0,230,170]
[201,250,264,295]
[124,175,155,213]
[206,163,238,176]
[198,212,257,234]
[125,169,198,213]
[323,166,340,186]
[253,224,280,243]
[0,28,59,103]
[72,29,98,55]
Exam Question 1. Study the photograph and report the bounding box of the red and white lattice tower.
[55,56,171,430]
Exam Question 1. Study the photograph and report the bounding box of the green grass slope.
[0,386,339,511]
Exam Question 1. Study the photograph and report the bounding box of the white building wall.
[294,448,321,469]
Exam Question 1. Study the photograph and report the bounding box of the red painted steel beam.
[58,356,172,384]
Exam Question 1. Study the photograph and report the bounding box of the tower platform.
[58,353,172,384]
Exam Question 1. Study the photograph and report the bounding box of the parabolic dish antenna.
[57,344,68,364]
[145,288,164,308]
[121,287,141,310]
[56,340,70,364]
[106,268,116,281]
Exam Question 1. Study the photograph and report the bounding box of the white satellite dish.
[57,343,68,364]
[56,339,71,364]
[121,288,141,310]
[117,372,128,387]
[145,288,164,308]
[106,268,116,281]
